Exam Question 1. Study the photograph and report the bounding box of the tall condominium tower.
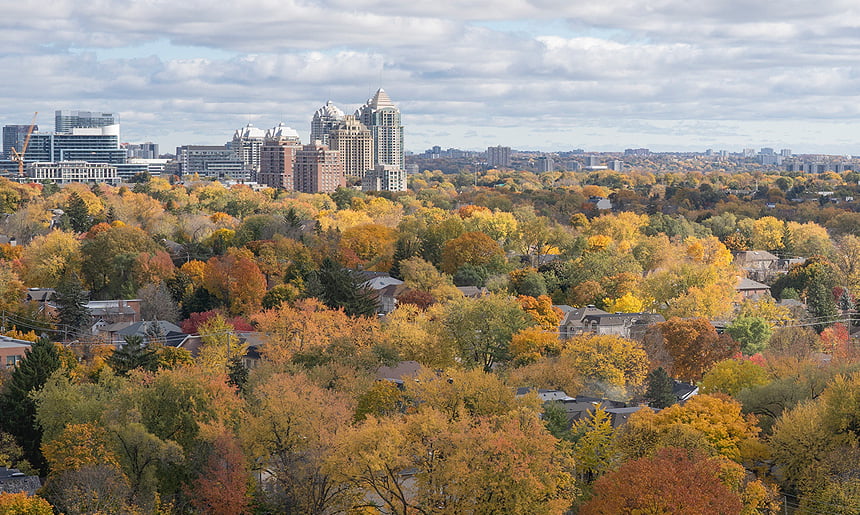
[294,142,344,193]
[2,124,38,158]
[259,123,302,190]
[356,89,404,169]
[487,145,511,168]
[310,101,345,147]
[231,123,266,173]
[55,110,117,133]
[329,115,374,178]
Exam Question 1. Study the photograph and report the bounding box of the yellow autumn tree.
[561,334,649,398]
[603,291,646,313]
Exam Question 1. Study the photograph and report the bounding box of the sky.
[3,0,860,155]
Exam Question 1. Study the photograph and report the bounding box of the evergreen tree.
[808,280,838,333]
[305,258,378,317]
[227,356,249,392]
[62,192,91,233]
[0,337,61,474]
[54,273,91,340]
[542,401,571,440]
[107,335,158,376]
[390,235,423,279]
[646,367,676,409]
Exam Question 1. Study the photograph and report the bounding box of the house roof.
[735,250,779,262]
[362,276,404,290]
[581,312,665,326]
[117,320,182,337]
[25,288,55,302]
[736,277,771,291]
[457,286,489,298]
[0,338,32,350]
[376,360,422,381]
[672,380,699,401]
[561,306,609,326]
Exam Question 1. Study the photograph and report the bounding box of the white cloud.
[2,0,860,153]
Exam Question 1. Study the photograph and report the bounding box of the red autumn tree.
[190,433,249,515]
[656,317,738,381]
[580,448,744,515]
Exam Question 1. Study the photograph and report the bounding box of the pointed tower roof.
[367,88,396,110]
[313,100,345,120]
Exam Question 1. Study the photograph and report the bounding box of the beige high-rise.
[294,141,345,193]
[329,115,374,179]
[259,123,302,190]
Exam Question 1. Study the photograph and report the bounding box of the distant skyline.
[3,1,860,155]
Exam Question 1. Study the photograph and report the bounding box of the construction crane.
[9,112,38,178]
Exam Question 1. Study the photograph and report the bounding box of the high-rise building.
[258,123,302,190]
[536,155,554,173]
[2,125,38,159]
[294,142,344,193]
[361,164,407,192]
[487,145,511,168]
[123,142,159,159]
[356,89,404,169]
[231,123,266,173]
[55,110,117,133]
[27,125,125,164]
[329,115,374,178]
[310,101,345,147]
[175,145,246,179]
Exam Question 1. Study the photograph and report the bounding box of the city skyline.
[3,2,860,154]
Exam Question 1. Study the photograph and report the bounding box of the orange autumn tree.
[580,448,744,515]
[517,295,564,330]
[252,298,380,366]
[339,223,397,271]
[329,408,575,514]
[203,247,266,316]
[439,231,505,274]
[189,433,249,515]
[656,317,739,381]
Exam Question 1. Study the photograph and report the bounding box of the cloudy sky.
[3,0,860,154]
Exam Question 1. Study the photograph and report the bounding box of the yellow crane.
[9,112,38,178]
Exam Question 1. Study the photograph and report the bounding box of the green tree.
[646,367,676,409]
[440,294,531,371]
[725,316,772,354]
[80,225,160,299]
[107,335,158,376]
[305,258,377,317]
[0,337,61,474]
[62,191,92,233]
[53,272,91,340]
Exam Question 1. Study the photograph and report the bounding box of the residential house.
[580,312,666,341]
[736,277,771,299]
[0,337,32,369]
[96,320,186,347]
[672,380,699,403]
[0,467,40,495]
[733,250,779,282]
[558,305,609,339]
[376,360,423,388]
[456,286,489,298]
[361,274,406,314]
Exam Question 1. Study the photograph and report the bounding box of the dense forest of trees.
[1,164,860,512]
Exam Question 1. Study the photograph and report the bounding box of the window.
[6,355,22,368]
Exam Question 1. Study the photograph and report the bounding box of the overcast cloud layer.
[3,0,860,154]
